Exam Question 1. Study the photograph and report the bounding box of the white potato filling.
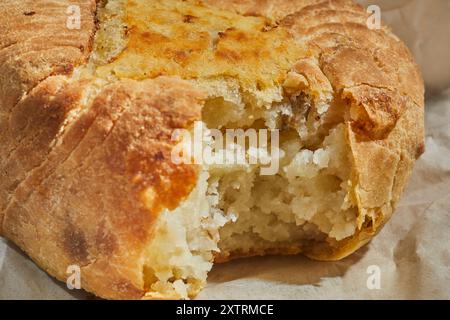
[143,80,358,299]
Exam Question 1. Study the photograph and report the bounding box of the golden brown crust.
[214,244,303,264]
[0,0,97,236]
[304,98,424,261]
[0,0,97,113]
[204,0,323,20]
[279,0,424,260]
[0,0,425,298]
[96,0,306,92]
[1,76,204,299]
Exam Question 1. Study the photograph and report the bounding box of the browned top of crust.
[95,0,424,138]
[206,0,424,136]
[94,0,307,91]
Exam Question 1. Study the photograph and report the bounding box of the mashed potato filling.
[212,124,357,252]
[205,87,358,257]
[142,81,358,298]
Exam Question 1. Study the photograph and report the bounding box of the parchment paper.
[0,0,449,300]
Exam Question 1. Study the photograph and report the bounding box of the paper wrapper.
[1,0,449,300]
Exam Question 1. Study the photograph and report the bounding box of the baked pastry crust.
[0,0,424,299]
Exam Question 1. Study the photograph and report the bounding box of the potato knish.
[0,0,424,299]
